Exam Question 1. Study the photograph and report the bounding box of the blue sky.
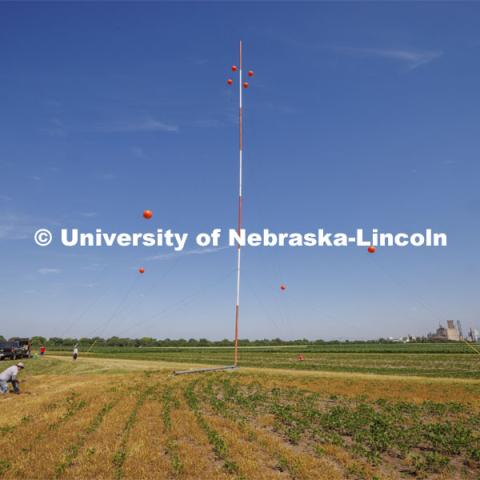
[0,2,479,340]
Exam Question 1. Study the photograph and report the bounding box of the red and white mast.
[235,41,243,368]
[228,41,253,367]
[172,43,253,376]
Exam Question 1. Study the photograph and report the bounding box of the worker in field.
[39,345,46,356]
[0,362,25,395]
[72,344,78,361]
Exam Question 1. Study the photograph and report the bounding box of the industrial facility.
[427,320,479,342]
[428,320,461,341]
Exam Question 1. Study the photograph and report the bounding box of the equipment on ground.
[173,365,238,375]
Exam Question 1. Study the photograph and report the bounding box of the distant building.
[457,320,464,339]
[428,320,461,341]
[387,335,415,343]
[468,328,479,342]
[446,320,461,341]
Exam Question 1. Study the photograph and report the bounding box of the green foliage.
[0,459,11,475]
[34,336,480,351]
[165,439,183,477]
[49,393,87,430]
[194,375,480,477]
[0,425,15,434]
[276,455,301,478]
[411,451,450,475]
[161,386,176,432]
[185,381,239,474]
[48,342,480,379]
[112,385,155,480]
[157,385,183,476]
[21,415,32,424]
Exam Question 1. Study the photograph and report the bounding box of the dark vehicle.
[0,338,32,360]
[0,342,20,360]
[9,338,32,359]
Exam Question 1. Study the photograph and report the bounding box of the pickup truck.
[0,342,21,360]
[0,338,32,360]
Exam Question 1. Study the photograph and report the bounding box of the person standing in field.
[39,345,46,356]
[72,345,78,361]
[0,362,25,395]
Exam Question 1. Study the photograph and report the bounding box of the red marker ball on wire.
[368,246,376,254]
[227,79,233,85]
[143,210,153,219]
[248,70,254,77]
[280,284,286,291]
[243,82,249,89]
[231,65,237,72]
[138,267,145,274]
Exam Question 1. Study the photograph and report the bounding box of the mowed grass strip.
[0,398,60,454]
[0,375,104,450]
[2,391,95,479]
[3,390,87,454]
[0,374,130,478]
[0,385,68,441]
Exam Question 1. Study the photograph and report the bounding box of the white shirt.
[73,348,78,355]
[0,366,19,382]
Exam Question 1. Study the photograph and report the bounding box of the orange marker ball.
[243,82,249,89]
[248,70,254,77]
[143,210,153,219]
[368,246,376,254]
[138,267,145,274]
[231,65,237,72]
[227,78,233,85]
[280,284,286,291]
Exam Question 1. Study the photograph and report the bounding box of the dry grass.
[0,355,478,479]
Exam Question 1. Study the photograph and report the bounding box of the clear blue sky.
[1,2,479,341]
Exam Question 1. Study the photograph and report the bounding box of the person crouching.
[0,362,25,394]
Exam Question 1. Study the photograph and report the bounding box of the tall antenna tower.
[174,42,253,375]
[230,40,253,367]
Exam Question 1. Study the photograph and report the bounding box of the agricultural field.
[1,353,480,479]
[51,343,480,379]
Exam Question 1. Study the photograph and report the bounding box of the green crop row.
[195,375,480,477]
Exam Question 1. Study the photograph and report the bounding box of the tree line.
[33,337,326,347]
[0,335,437,347]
